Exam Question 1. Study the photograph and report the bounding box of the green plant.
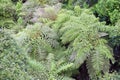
[13,23,59,60]
[98,20,120,46]
[1,0,120,80]
[0,30,31,80]
[93,0,120,24]
[52,6,114,79]
[0,0,24,31]
[28,53,74,80]
[0,0,16,28]
[20,0,61,25]
[100,72,120,80]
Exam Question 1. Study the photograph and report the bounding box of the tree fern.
[13,23,59,61]
[52,6,113,79]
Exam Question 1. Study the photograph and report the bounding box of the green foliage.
[0,0,24,30]
[0,0,16,28]
[16,1,23,13]
[61,0,98,9]
[100,72,120,80]
[0,25,74,80]
[52,6,113,79]
[1,0,120,80]
[0,30,31,80]
[20,0,61,25]
[99,20,120,46]
[28,53,74,80]
[13,23,59,61]
[93,0,120,24]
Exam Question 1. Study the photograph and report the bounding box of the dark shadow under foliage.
[94,12,111,25]
[72,62,90,80]
[11,0,27,3]
[110,45,120,73]
[72,45,120,80]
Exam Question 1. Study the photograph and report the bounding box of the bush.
[93,0,120,24]
[0,30,31,80]
[0,0,16,28]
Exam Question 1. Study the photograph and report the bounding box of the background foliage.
[93,0,120,24]
[1,0,120,80]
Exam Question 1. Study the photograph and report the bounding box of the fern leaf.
[91,51,104,74]
[56,63,73,74]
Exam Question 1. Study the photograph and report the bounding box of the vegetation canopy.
[1,0,120,80]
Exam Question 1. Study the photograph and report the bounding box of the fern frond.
[56,63,73,74]
[87,42,112,79]
[58,76,75,80]
[91,51,104,74]
[46,53,56,72]
[28,59,46,71]
[86,55,97,80]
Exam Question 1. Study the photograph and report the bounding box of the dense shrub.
[0,30,31,80]
[0,0,17,28]
[93,0,120,24]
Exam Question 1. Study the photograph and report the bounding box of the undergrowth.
[1,0,120,80]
